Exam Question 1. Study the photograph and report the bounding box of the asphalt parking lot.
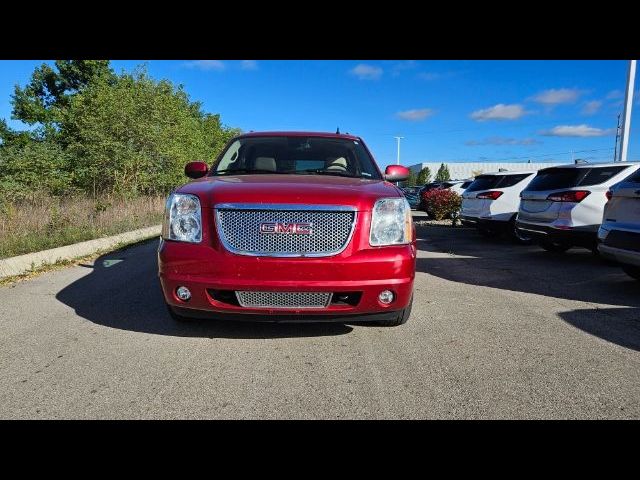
[1,212,639,419]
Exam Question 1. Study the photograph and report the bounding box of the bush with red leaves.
[421,188,462,220]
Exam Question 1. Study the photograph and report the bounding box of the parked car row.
[403,162,640,281]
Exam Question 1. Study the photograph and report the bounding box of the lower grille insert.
[235,291,332,309]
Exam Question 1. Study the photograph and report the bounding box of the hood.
[177,174,402,211]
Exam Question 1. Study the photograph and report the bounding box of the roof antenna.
[336,127,340,134]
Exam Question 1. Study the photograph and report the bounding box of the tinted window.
[525,168,586,191]
[498,173,532,188]
[461,181,472,189]
[211,136,382,179]
[578,166,630,186]
[626,169,640,183]
[466,175,502,192]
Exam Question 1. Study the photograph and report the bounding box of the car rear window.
[526,166,630,191]
[466,175,501,192]
[578,166,630,186]
[461,181,472,189]
[466,174,530,192]
[626,169,640,183]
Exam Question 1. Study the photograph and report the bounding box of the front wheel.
[540,241,571,253]
[622,265,640,281]
[378,295,413,327]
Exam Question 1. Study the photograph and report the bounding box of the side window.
[217,140,242,171]
[625,169,640,183]
[579,166,629,186]
[498,174,531,188]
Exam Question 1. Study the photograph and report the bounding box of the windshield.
[210,136,382,179]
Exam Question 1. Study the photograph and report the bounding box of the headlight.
[370,197,412,246]
[162,193,202,243]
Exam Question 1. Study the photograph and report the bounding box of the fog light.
[378,290,394,304]
[176,286,191,301]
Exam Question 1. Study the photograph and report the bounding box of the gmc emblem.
[259,222,313,235]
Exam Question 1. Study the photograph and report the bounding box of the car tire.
[378,294,413,327]
[509,217,532,245]
[166,303,194,322]
[539,241,571,253]
[622,265,640,281]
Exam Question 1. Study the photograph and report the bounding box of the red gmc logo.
[259,222,313,235]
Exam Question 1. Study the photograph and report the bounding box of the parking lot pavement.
[1,215,639,419]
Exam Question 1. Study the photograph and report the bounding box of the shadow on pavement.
[415,223,640,308]
[558,307,640,352]
[56,239,353,339]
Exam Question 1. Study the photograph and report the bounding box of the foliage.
[403,169,418,187]
[60,66,239,196]
[416,166,431,185]
[11,60,115,138]
[1,61,240,200]
[0,141,76,200]
[421,188,462,221]
[435,163,451,182]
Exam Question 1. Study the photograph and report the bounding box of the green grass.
[0,195,165,259]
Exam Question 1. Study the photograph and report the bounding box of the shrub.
[421,188,462,221]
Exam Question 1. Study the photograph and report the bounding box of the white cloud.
[540,124,615,137]
[184,60,225,71]
[240,60,258,70]
[606,90,623,100]
[349,63,383,80]
[581,100,602,115]
[391,60,417,76]
[531,88,582,105]
[470,104,527,121]
[466,137,541,146]
[395,108,434,121]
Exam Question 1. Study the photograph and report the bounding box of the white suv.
[516,162,640,253]
[460,170,536,243]
[598,167,640,280]
[442,179,473,196]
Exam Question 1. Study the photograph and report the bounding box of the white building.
[408,162,564,180]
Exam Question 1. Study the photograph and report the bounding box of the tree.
[11,60,115,139]
[416,166,431,185]
[404,170,418,187]
[435,163,451,182]
[61,66,240,197]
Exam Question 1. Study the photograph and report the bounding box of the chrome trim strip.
[214,203,358,257]
[235,291,333,309]
[214,203,357,212]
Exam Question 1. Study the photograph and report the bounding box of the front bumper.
[158,239,415,320]
[515,220,597,247]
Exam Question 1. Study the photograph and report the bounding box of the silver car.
[598,168,640,280]
[516,162,640,253]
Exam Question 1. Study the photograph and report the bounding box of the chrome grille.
[215,204,356,257]
[236,291,332,309]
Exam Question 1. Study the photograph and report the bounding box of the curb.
[0,225,161,279]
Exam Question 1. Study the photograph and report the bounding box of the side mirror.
[384,165,409,182]
[185,161,208,179]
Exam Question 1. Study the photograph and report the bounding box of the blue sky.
[1,60,638,170]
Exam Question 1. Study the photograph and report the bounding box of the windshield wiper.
[212,168,283,176]
[294,169,360,178]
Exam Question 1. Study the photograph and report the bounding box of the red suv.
[158,132,416,326]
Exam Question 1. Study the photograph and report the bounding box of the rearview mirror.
[185,161,208,179]
[384,165,409,182]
